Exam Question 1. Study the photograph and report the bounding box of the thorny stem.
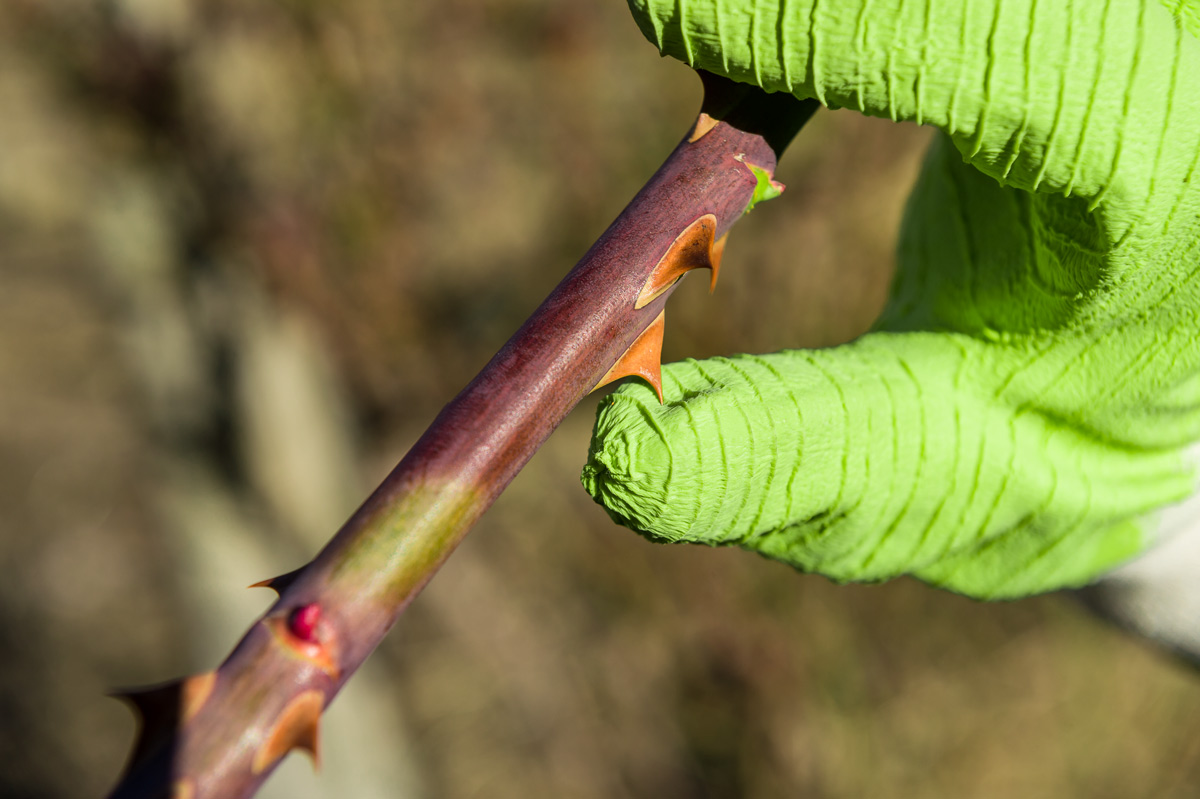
[109,73,818,799]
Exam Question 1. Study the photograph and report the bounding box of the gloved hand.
[583,0,1200,601]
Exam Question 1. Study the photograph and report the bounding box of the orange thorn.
[636,214,720,310]
[593,310,665,403]
[710,232,728,292]
[689,112,720,143]
[249,567,304,595]
[253,689,324,775]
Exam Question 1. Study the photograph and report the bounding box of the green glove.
[582,0,1200,600]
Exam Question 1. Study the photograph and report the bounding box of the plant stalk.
[109,73,817,799]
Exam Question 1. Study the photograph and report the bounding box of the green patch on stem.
[743,162,783,213]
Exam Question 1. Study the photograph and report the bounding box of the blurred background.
[2,0,1198,797]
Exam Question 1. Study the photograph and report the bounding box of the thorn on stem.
[248,567,305,595]
[689,112,721,143]
[252,690,324,774]
[111,672,216,779]
[710,232,728,292]
[635,214,721,310]
[593,310,666,403]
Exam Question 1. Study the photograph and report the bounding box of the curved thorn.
[111,672,215,776]
[635,214,720,309]
[248,567,305,595]
[252,690,324,775]
[710,232,728,292]
[593,310,665,403]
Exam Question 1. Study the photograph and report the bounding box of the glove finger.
[582,335,1195,598]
